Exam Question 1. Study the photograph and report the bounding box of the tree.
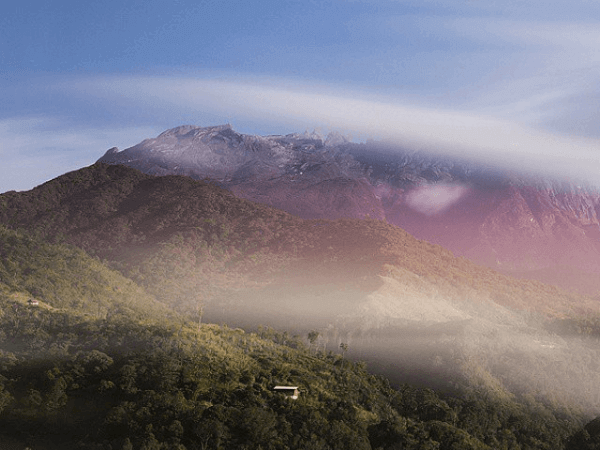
[44,376,68,411]
[308,330,320,353]
[340,342,349,369]
[0,382,13,414]
[194,298,204,332]
[566,416,600,450]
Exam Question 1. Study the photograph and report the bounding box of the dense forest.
[2,165,600,448]
[0,228,588,449]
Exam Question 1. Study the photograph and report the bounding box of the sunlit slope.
[0,225,171,324]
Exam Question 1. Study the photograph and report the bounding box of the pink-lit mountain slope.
[98,124,600,294]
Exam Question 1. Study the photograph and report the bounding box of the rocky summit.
[98,124,600,294]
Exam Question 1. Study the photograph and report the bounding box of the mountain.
[98,124,600,295]
[0,187,595,449]
[4,163,600,423]
[1,163,595,321]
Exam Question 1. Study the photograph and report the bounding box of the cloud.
[440,18,600,128]
[345,12,600,133]
[405,183,469,216]
[65,75,600,185]
[365,14,600,122]
[367,0,600,20]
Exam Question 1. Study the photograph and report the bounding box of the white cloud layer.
[405,183,469,216]
[3,2,600,192]
[67,75,600,185]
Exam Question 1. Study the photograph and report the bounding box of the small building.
[27,299,39,307]
[273,386,299,400]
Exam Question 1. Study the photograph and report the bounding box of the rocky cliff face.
[98,124,600,294]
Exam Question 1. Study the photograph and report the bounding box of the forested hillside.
[3,165,600,413]
[0,226,170,322]
[0,230,585,449]
[3,165,600,448]
[0,296,580,450]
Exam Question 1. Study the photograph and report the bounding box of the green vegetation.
[566,417,600,449]
[0,225,171,323]
[0,221,587,449]
[2,164,600,448]
[0,292,582,449]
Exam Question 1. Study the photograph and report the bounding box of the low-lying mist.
[200,270,600,419]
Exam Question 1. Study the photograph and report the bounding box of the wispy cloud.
[64,75,600,185]
[429,17,600,133]
[363,14,600,126]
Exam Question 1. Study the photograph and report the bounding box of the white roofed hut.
[273,386,299,400]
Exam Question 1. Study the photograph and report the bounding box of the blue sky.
[2,0,600,192]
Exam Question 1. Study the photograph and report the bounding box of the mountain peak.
[325,130,349,147]
[157,123,232,138]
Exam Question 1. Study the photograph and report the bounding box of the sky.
[1,0,600,192]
